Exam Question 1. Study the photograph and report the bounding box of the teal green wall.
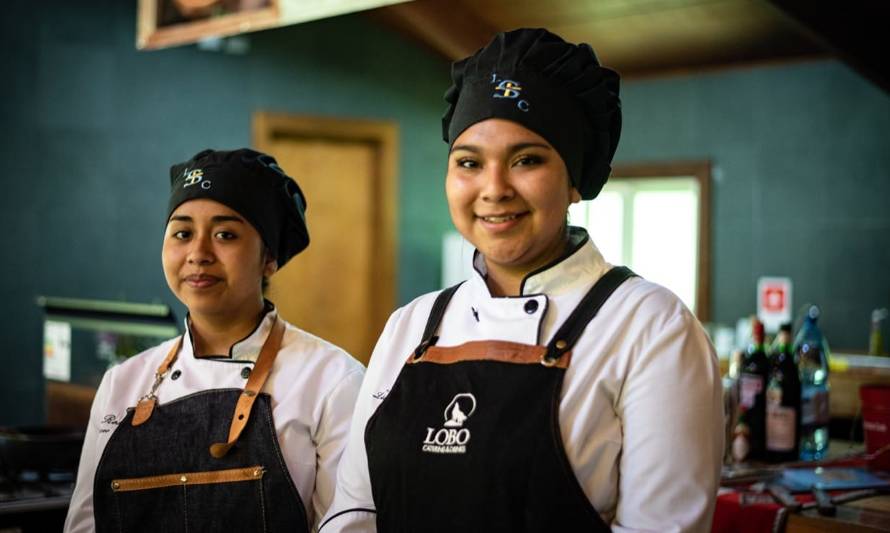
[616,61,890,350]
[0,0,450,425]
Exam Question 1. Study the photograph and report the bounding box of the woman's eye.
[456,158,478,169]
[515,154,542,166]
[215,231,236,240]
[172,230,190,240]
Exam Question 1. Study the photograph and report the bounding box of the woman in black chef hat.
[65,149,364,533]
[321,29,723,532]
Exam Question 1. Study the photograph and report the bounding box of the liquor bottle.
[765,323,801,462]
[870,308,887,356]
[796,305,831,460]
[734,318,769,462]
[724,349,743,464]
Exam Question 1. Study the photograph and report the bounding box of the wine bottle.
[766,323,801,462]
[734,318,769,462]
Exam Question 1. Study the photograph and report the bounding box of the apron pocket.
[110,466,268,533]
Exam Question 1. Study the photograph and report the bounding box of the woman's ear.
[570,187,582,204]
[263,251,278,278]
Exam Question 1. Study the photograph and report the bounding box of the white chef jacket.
[321,229,724,533]
[64,306,364,533]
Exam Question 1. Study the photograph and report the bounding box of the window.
[569,162,711,320]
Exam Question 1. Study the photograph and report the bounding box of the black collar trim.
[185,300,275,360]
[518,227,590,295]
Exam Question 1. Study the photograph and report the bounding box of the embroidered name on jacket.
[422,393,476,454]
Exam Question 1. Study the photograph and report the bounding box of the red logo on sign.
[763,287,785,312]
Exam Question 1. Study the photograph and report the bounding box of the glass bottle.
[734,318,769,462]
[766,323,801,462]
[870,308,887,356]
[796,305,831,461]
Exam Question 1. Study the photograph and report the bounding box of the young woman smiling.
[321,29,723,533]
[65,149,363,533]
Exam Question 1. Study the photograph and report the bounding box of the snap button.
[241,367,251,379]
[524,300,539,314]
[171,369,181,380]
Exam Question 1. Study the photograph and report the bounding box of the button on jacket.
[321,229,724,533]
[65,308,364,533]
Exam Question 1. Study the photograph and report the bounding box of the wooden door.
[253,112,398,365]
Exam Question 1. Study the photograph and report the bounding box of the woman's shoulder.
[611,274,692,323]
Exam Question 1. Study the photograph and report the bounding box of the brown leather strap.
[111,466,265,492]
[409,340,572,369]
[209,318,286,458]
[132,337,184,426]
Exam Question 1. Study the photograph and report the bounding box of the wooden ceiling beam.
[366,0,497,61]
[766,0,889,93]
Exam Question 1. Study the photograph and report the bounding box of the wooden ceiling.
[368,0,887,89]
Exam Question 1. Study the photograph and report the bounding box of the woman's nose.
[186,235,214,265]
[480,164,514,202]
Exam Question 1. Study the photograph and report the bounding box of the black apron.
[365,266,635,533]
[93,318,308,533]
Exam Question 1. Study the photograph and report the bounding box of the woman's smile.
[183,273,223,289]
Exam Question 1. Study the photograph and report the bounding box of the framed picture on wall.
[136,0,411,50]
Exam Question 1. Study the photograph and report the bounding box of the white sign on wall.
[43,320,72,382]
[757,277,793,333]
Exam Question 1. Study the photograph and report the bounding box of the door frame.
[252,111,399,354]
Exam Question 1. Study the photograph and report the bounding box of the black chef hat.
[442,28,622,200]
[167,148,309,267]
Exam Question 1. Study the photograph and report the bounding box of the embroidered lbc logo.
[491,74,530,112]
[422,393,476,454]
[493,79,522,99]
[183,169,211,189]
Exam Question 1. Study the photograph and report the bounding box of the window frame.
[610,160,712,322]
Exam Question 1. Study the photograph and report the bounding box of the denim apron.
[92,318,308,533]
[365,267,635,532]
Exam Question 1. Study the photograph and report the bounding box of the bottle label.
[766,383,782,406]
[801,389,830,425]
[732,422,750,462]
[739,374,764,409]
[767,405,796,451]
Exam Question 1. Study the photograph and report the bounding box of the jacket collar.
[470,226,612,297]
[182,301,278,362]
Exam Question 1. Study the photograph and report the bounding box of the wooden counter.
[786,495,890,532]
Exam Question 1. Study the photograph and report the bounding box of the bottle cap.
[808,305,821,320]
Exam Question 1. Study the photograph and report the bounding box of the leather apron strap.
[210,318,286,458]
[132,337,183,426]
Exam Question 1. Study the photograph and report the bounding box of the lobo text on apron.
[365,266,635,533]
[93,318,308,533]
